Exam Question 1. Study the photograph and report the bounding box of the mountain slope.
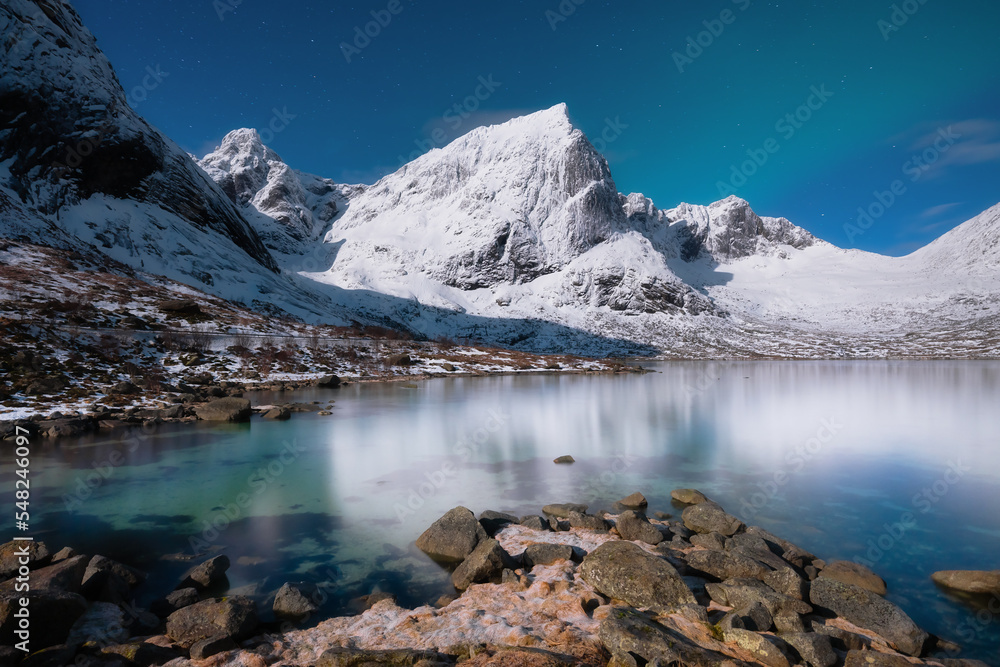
[0,0,361,321]
[198,129,363,255]
[301,105,715,323]
[324,104,628,289]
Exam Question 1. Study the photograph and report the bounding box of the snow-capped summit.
[667,196,818,262]
[199,129,360,253]
[323,103,625,289]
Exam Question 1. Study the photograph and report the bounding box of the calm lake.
[4,361,999,661]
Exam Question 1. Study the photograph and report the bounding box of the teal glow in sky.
[73,0,1000,255]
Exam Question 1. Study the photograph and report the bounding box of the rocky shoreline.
[1,362,648,442]
[1,491,995,666]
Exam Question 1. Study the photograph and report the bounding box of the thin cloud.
[907,119,1000,180]
[920,202,962,219]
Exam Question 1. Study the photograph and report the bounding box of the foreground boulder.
[723,628,793,667]
[65,601,129,645]
[819,560,887,596]
[177,554,230,590]
[318,648,455,666]
[415,507,487,563]
[101,641,183,665]
[842,650,918,666]
[273,582,319,620]
[781,632,837,667]
[579,541,696,613]
[2,554,89,593]
[568,511,608,532]
[165,596,258,646]
[687,548,769,581]
[706,578,812,617]
[478,510,519,537]
[931,570,1000,595]
[522,543,575,569]
[600,606,750,666]
[809,577,927,656]
[195,397,252,422]
[0,540,49,578]
[542,503,587,518]
[682,501,745,536]
[451,538,509,590]
[615,510,664,545]
[82,555,146,597]
[151,587,199,617]
[0,590,87,648]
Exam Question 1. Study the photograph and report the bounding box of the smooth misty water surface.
[2,361,999,660]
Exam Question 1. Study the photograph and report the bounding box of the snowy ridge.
[198,129,363,254]
[323,104,627,289]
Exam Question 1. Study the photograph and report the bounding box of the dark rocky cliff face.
[0,0,278,272]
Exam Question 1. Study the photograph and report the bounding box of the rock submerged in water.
[617,491,648,508]
[195,397,252,422]
[262,406,291,420]
[671,488,710,505]
[931,569,1000,595]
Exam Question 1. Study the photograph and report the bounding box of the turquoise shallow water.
[1,361,998,662]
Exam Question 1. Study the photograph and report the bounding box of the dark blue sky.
[73,0,1000,255]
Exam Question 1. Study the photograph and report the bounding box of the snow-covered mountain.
[198,129,363,255]
[2,0,997,358]
[305,104,714,319]
[0,0,346,321]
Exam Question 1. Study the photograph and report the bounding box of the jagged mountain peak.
[667,196,818,263]
[198,130,354,252]
[212,128,282,163]
[324,103,625,289]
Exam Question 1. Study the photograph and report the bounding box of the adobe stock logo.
[877,0,931,41]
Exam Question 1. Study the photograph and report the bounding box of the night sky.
[71,0,1000,255]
